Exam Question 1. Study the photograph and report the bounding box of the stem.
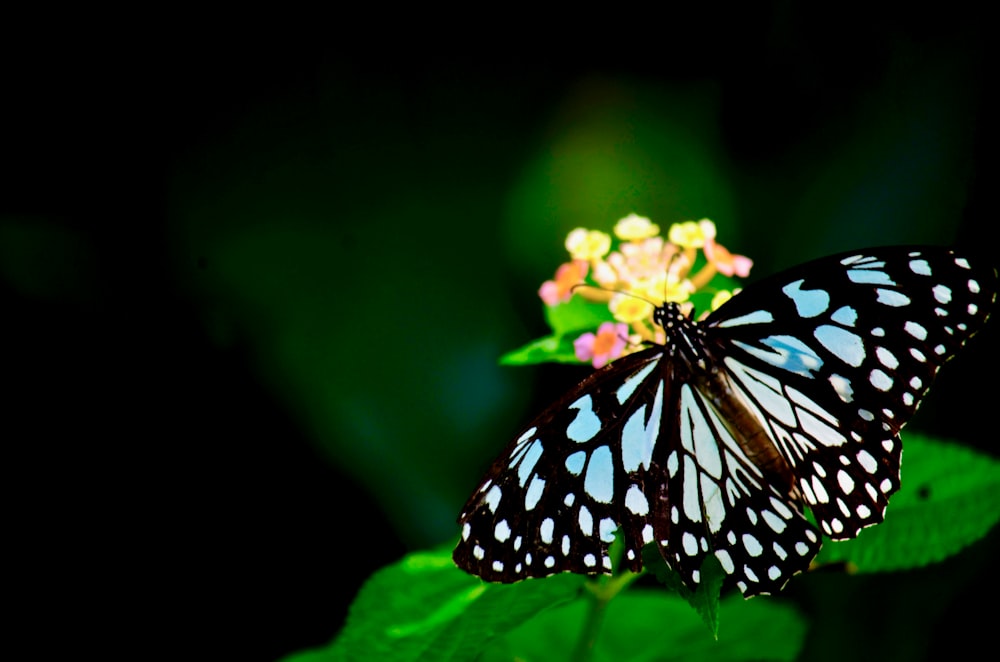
[570,571,641,661]
[570,587,608,662]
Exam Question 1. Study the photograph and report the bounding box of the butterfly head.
[652,301,691,329]
[651,301,712,369]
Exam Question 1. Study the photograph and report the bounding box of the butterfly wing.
[454,341,823,596]
[455,245,996,597]
[453,348,668,582]
[704,246,997,539]
[654,378,823,595]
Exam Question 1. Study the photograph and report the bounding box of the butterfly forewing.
[454,349,667,581]
[705,247,997,540]
[455,246,996,596]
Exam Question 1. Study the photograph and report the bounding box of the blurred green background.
[3,7,997,661]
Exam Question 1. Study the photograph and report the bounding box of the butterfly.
[453,246,996,597]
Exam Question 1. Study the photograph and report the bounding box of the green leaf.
[544,297,614,336]
[641,544,724,637]
[499,299,614,366]
[285,544,585,661]
[498,334,583,366]
[815,433,1000,571]
[489,590,808,661]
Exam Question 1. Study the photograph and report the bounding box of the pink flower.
[704,239,753,278]
[574,322,629,369]
[699,219,752,278]
[539,260,589,305]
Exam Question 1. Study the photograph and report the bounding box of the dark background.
[3,8,996,661]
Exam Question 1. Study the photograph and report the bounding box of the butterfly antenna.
[570,283,660,308]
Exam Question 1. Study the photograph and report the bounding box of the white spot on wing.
[680,386,723,478]
[540,518,554,543]
[810,475,829,503]
[621,381,663,472]
[857,449,879,474]
[524,475,545,510]
[837,469,855,495]
[848,269,894,285]
[682,456,703,523]
[599,518,617,543]
[682,532,698,555]
[484,485,502,513]
[743,533,763,556]
[762,509,786,534]
[567,395,601,443]
[578,505,593,535]
[625,484,649,515]
[516,440,544,487]
[494,520,511,542]
[716,310,775,328]
[701,473,725,533]
[715,549,734,573]
[904,321,927,340]
[876,347,899,370]
[831,306,857,326]
[783,279,830,317]
[584,446,614,503]
[876,289,910,307]
[829,373,853,402]
[565,451,586,476]
[814,325,865,367]
[869,369,893,392]
[615,361,658,404]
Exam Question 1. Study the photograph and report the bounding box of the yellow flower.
[710,290,734,311]
[565,228,612,261]
[609,293,654,324]
[631,273,694,306]
[667,220,707,249]
[613,214,660,241]
[697,218,718,241]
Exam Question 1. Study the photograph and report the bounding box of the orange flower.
[539,260,589,305]
[706,241,752,277]
[699,218,752,278]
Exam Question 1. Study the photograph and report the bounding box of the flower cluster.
[539,214,753,368]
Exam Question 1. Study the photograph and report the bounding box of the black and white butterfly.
[454,246,996,597]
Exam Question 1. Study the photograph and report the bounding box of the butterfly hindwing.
[660,383,822,595]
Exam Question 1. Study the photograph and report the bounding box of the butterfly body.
[454,247,996,596]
